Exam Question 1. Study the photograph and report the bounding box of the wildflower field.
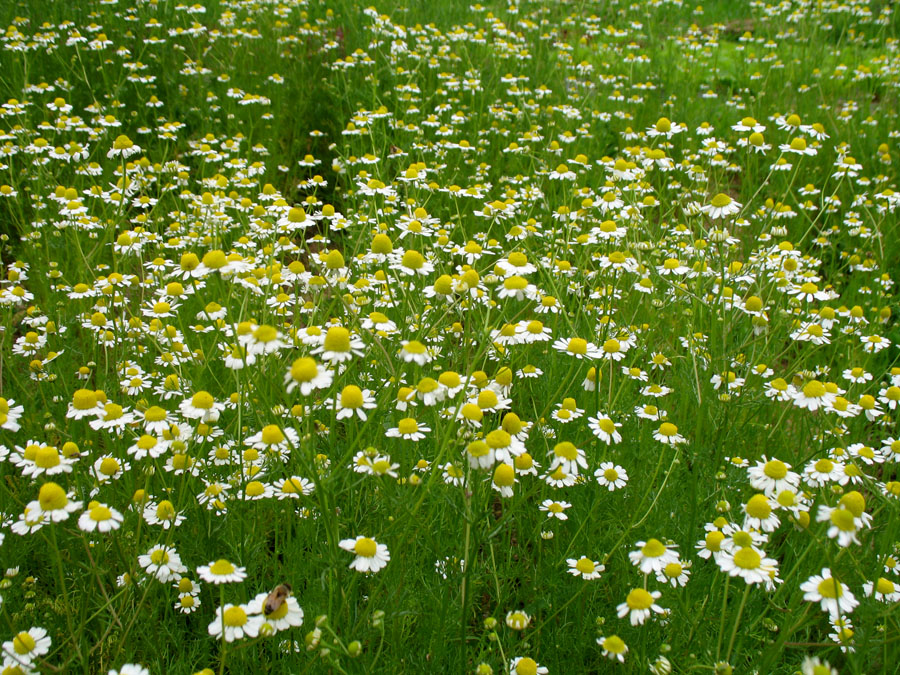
[1,0,900,673]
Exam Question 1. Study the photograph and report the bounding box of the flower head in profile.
[702,193,741,219]
[285,357,333,395]
[653,422,686,445]
[179,391,225,423]
[36,481,82,522]
[313,326,365,363]
[597,634,628,663]
[78,501,124,533]
[617,588,665,625]
[197,559,247,585]
[333,385,377,421]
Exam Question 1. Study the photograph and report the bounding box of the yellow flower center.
[397,418,419,435]
[261,425,285,445]
[745,494,771,519]
[72,389,97,409]
[486,429,511,449]
[150,549,170,565]
[734,547,761,569]
[290,357,318,383]
[401,249,425,270]
[403,340,426,355]
[156,500,176,520]
[90,505,112,522]
[191,391,214,409]
[38,482,67,511]
[763,459,787,479]
[324,327,351,352]
[13,632,36,655]
[210,559,236,576]
[554,442,578,460]
[876,577,895,595]
[354,538,377,557]
[603,635,626,654]
[817,577,843,598]
[658,423,678,437]
[839,491,865,517]
[626,588,653,610]
[575,558,596,574]
[830,508,856,532]
[515,657,538,675]
[246,481,265,497]
[223,606,248,626]
[493,463,515,487]
[814,458,834,473]
[35,446,61,468]
[664,562,683,578]
[340,385,364,408]
[642,538,666,557]
[253,324,277,343]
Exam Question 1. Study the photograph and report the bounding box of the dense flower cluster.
[0,0,897,672]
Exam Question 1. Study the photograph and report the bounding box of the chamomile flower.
[333,386,377,421]
[594,462,628,490]
[251,590,304,632]
[801,569,858,617]
[717,546,780,586]
[862,577,900,602]
[339,536,390,573]
[597,634,629,663]
[386,417,430,441]
[35,482,81,522]
[702,193,741,219]
[567,557,605,580]
[657,560,691,587]
[208,602,264,642]
[505,610,531,631]
[653,422,686,445]
[587,415,622,444]
[2,627,51,667]
[198,559,247,585]
[78,501,124,533]
[747,457,800,495]
[539,499,571,520]
[547,441,587,475]
[138,545,187,583]
[179,391,226,423]
[509,657,548,675]
[617,588,665,625]
[629,539,679,574]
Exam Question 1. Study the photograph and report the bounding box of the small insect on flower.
[264,583,293,616]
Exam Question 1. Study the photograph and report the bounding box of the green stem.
[715,575,731,662]
[725,583,751,663]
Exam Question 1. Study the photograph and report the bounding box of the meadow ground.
[0,0,899,673]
